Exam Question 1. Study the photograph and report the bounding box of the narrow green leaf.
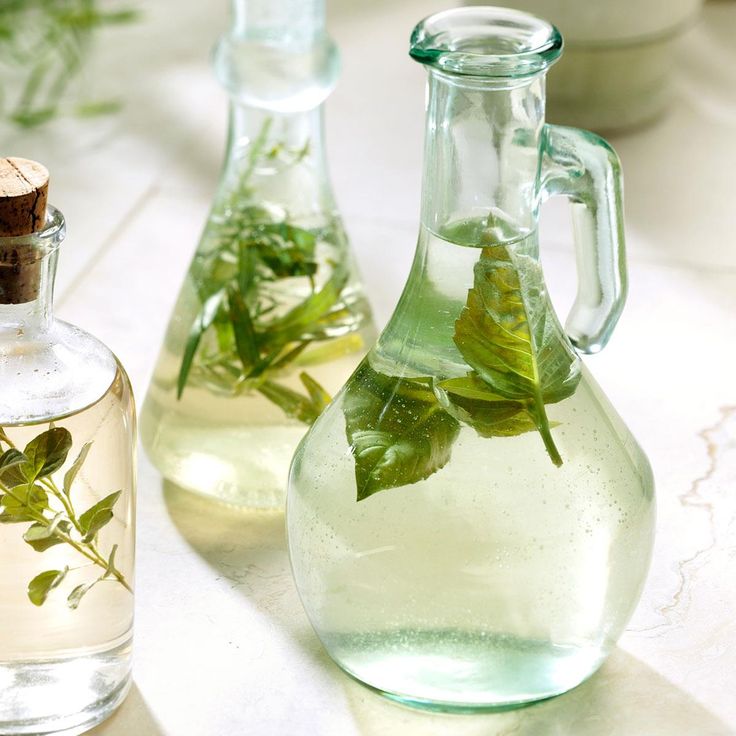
[28,568,68,606]
[344,364,460,501]
[105,544,119,577]
[177,290,226,398]
[23,427,73,480]
[269,264,348,340]
[299,372,332,413]
[75,99,123,118]
[257,381,321,425]
[228,286,260,371]
[79,491,122,542]
[63,442,93,497]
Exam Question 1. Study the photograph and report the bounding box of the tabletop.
[4,1,736,734]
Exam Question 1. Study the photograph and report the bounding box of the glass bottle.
[141,0,375,509]
[0,159,135,734]
[287,8,655,712]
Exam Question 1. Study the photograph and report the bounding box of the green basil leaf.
[453,245,580,466]
[344,364,460,501]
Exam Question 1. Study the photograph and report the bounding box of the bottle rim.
[0,205,65,260]
[410,6,563,79]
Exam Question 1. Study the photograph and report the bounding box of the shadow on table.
[162,481,338,672]
[341,648,732,736]
[162,482,732,736]
[87,683,165,736]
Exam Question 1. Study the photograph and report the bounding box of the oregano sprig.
[0,425,131,608]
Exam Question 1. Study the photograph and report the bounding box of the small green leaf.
[344,364,460,501]
[23,428,73,480]
[28,568,68,606]
[23,516,72,552]
[0,448,28,488]
[79,491,122,542]
[63,442,93,497]
[67,581,97,610]
[177,290,226,398]
[1,483,49,522]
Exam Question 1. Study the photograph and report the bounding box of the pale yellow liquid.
[0,367,135,735]
[142,330,372,508]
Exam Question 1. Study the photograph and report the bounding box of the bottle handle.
[540,124,627,354]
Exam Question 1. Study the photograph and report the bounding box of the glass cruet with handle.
[140,0,376,509]
[286,7,655,712]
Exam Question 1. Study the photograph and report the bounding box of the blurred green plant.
[0,0,139,128]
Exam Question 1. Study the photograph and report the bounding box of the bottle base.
[141,403,303,509]
[326,629,605,713]
[0,638,132,735]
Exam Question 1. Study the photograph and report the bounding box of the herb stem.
[0,479,132,594]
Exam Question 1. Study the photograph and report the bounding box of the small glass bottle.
[141,0,375,509]
[0,158,135,734]
[287,9,655,712]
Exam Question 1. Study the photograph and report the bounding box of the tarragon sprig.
[0,425,131,608]
[0,0,139,127]
[177,117,360,423]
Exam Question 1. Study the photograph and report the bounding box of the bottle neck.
[420,71,546,241]
[219,103,333,219]
[0,250,57,335]
[231,0,325,42]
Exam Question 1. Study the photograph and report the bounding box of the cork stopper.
[0,157,49,304]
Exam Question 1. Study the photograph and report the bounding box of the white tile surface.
[6,0,735,733]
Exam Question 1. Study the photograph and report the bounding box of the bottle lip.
[0,205,65,260]
[410,7,563,79]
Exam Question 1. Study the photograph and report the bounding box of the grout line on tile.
[56,182,161,307]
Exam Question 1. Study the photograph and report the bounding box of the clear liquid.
[0,367,135,734]
[287,227,655,710]
[142,329,372,508]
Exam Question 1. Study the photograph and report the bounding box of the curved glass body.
[141,0,375,509]
[0,209,136,734]
[287,8,654,712]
